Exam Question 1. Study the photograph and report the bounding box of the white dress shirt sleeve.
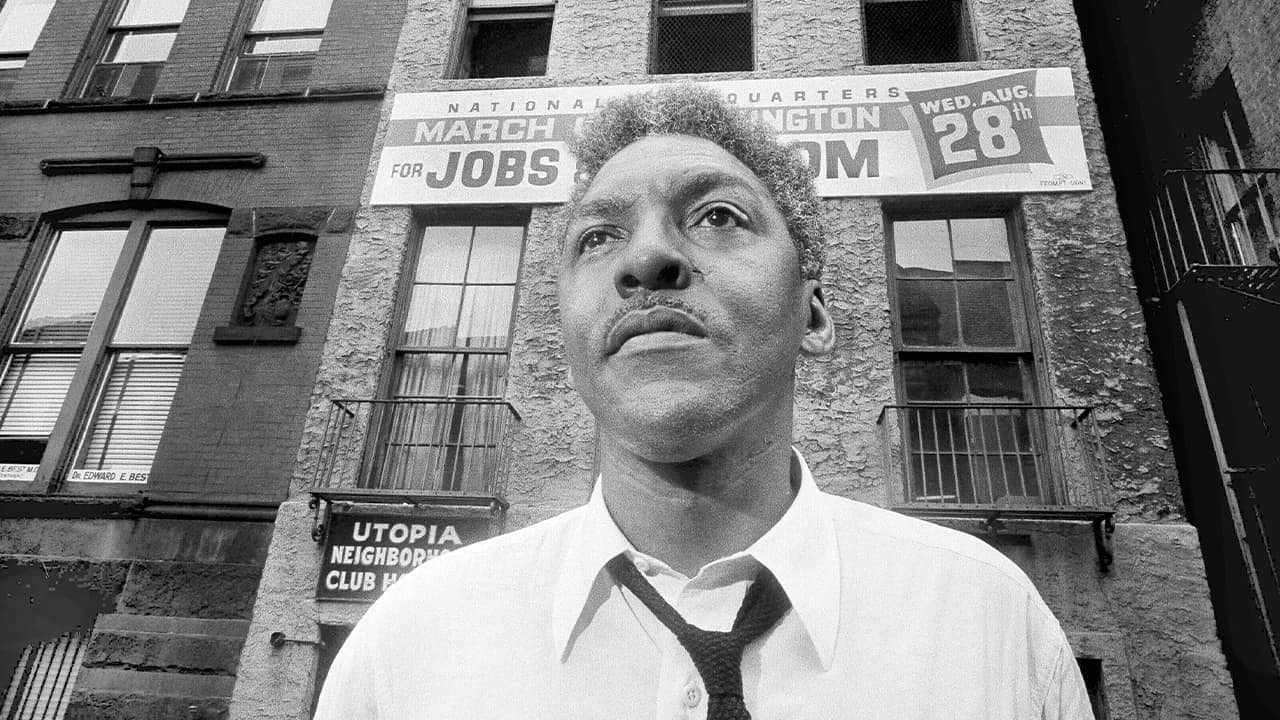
[1041,638,1096,720]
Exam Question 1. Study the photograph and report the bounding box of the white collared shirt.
[315,453,1093,720]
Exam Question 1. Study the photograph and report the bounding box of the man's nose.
[613,222,695,297]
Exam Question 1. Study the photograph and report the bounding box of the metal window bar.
[0,630,86,720]
[311,397,519,498]
[878,404,1109,513]
[1148,168,1280,293]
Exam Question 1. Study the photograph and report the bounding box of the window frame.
[0,208,227,496]
[884,203,1054,505]
[449,1,555,80]
[360,207,529,493]
[649,0,754,75]
[862,0,977,66]
[223,0,334,92]
[79,0,191,99]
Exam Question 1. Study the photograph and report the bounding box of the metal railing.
[312,397,519,499]
[1149,168,1280,293]
[876,404,1111,517]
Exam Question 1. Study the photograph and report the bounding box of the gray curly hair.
[566,84,825,280]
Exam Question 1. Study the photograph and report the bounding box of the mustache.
[604,293,708,336]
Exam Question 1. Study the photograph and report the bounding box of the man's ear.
[800,282,835,357]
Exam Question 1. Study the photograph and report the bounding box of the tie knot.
[605,554,793,707]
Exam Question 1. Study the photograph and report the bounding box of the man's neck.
[598,433,798,577]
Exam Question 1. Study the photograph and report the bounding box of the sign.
[316,513,491,602]
[370,68,1091,205]
[0,463,37,482]
[68,467,149,483]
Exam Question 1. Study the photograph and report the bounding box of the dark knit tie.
[606,554,791,720]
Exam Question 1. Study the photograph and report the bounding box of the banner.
[316,512,491,602]
[370,68,1091,205]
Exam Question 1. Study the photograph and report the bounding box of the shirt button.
[683,683,702,707]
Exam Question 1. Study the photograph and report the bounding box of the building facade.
[229,2,1239,720]
[1076,2,1280,718]
[0,0,402,717]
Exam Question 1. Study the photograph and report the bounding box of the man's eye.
[577,229,615,254]
[693,205,745,229]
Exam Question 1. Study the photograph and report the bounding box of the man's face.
[558,135,831,461]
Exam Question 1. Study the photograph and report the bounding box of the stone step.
[93,613,250,637]
[73,668,236,697]
[66,689,228,720]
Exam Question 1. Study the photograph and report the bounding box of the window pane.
[0,0,55,54]
[402,285,462,347]
[393,352,507,397]
[116,0,190,26]
[104,29,176,63]
[457,286,514,348]
[76,352,183,476]
[245,34,322,54]
[416,226,473,283]
[653,10,752,74]
[965,361,1027,402]
[0,353,78,436]
[902,360,963,402]
[17,229,128,345]
[951,218,1011,278]
[865,0,967,65]
[463,16,551,78]
[893,219,952,277]
[251,0,333,32]
[957,280,1016,346]
[113,227,223,344]
[465,226,523,283]
[897,280,957,346]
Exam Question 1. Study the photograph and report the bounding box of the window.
[0,631,86,720]
[651,0,752,75]
[454,0,553,79]
[365,213,525,493]
[1197,71,1278,266]
[0,0,55,96]
[887,213,1047,505]
[82,0,190,98]
[0,213,224,488]
[226,0,333,92]
[864,0,974,65]
[1077,658,1110,720]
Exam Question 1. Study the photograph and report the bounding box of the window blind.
[77,352,183,473]
[0,354,79,436]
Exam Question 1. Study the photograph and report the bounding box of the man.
[315,85,1093,719]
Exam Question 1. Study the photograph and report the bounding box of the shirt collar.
[550,449,841,670]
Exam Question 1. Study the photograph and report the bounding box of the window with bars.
[226,0,332,92]
[0,213,224,489]
[651,0,752,75]
[454,0,553,79]
[81,0,190,98]
[864,0,974,65]
[365,213,526,493]
[0,631,87,720]
[887,213,1047,505]
[0,0,55,96]
[1197,71,1279,267]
